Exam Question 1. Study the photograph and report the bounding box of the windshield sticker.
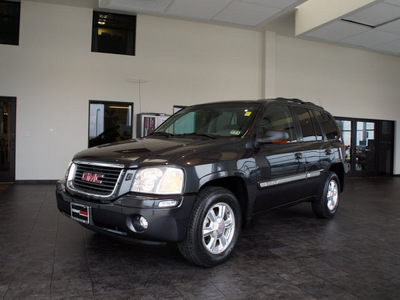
[230,130,241,136]
[244,111,252,117]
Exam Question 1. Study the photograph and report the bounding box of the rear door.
[292,106,325,197]
[314,110,342,170]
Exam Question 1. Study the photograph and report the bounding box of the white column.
[263,31,277,99]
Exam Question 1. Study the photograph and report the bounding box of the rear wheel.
[178,186,241,267]
[312,172,340,218]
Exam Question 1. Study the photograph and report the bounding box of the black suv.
[56,98,346,267]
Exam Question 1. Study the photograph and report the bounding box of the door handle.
[295,153,302,159]
[325,149,332,155]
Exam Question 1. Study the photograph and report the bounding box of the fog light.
[139,216,148,230]
[130,215,149,233]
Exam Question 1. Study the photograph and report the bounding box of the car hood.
[73,136,249,168]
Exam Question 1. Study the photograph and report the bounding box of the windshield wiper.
[151,132,217,139]
[179,132,217,139]
[150,132,174,138]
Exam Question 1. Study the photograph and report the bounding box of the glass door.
[0,97,16,182]
[336,119,376,176]
[355,121,375,175]
[336,117,394,177]
[376,121,395,176]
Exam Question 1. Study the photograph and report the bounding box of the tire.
[312,172,340,218]
[178,186,242,267]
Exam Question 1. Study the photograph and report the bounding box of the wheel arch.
[200,176,250,227]
[329,163,345,192]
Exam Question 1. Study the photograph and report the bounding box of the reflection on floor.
[0,178,399,299]
[0,184,9,191]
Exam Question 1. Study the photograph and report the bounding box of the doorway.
[0,97,16,182]
[336,117,394,177]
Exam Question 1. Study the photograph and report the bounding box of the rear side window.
[261,105,297,142]
[310,111,323,141]
[293,107,317,142]
[314,111,339,140]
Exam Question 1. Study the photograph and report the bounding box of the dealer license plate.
[70,203,90,224]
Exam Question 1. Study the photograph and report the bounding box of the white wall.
[0,1,262,180]
[264,33,400,174]
[0,1,399,180]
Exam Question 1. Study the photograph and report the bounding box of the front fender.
[183,158,260,224]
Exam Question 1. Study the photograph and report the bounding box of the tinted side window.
[311,110,323,141]
[315,111,339,140]
[293,107,316,142]
[262,105,297,142]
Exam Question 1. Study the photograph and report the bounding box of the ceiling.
[96,0,307,28]
[302,0,400,56]
[29,0,400,56]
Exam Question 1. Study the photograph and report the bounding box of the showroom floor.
[0,178,399,300]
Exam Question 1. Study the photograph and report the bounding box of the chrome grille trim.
[67,161,125,199]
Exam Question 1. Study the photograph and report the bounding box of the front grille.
[72,163,123,196]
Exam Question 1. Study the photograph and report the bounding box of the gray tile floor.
[1,177,400,299]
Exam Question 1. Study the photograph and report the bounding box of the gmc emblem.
[81,172,104,183]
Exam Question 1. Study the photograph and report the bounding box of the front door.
[255,104,306,212]
[0,97,16,182]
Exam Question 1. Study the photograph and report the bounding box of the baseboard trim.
[15,180,58,185]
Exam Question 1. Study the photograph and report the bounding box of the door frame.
[335,116,394,177]
[0,97,16,182]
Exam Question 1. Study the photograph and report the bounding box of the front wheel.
[178,186,241,267]
[312,172,340,218]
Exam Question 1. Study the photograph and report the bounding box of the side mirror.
[258,129,289,144]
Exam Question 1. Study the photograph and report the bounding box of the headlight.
[131,166,184,195]
[66,162,77,188]
[65,161,73,180]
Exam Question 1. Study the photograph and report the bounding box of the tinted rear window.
[293,107,317,142]
[314,111,339,140]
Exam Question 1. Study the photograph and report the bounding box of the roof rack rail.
[275,97,304,104]
[303,101,319,107]
[274,97,321,108]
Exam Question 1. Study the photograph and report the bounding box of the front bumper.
[55,180,196,244]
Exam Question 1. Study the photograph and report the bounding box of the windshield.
[152,102,259,138]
